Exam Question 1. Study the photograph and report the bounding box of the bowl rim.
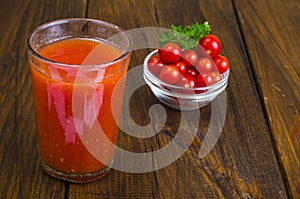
[143,49,230,92]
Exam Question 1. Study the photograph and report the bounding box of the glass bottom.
[40,159,112,183]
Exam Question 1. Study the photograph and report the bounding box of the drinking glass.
[27,18,132,183]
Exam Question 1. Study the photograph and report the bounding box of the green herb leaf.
[159,22,211,50]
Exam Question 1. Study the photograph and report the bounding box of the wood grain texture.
[65,0,288,198]
[149,0,288,198]
[0,0,86,198]
[234,0,300,198]
[0,0,297,198]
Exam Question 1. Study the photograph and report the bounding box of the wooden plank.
[234,0,300,198]
[66,0,289,198]
[68,1,161,198]
[149,0,288,198]
[0,0,87,198]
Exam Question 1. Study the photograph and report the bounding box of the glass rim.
[26,18,132,69]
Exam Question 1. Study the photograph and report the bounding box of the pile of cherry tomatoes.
[147,34,230,90]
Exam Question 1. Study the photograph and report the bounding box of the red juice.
[30,38,129,174]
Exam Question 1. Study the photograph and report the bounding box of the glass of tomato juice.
[26,18,132,183]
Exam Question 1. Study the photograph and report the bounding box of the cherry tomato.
[159,65,181,84]
[197,72,213,87]
[177,74,197,89]
[213,55,230,74]
[174,61,187,74]
[158,42,181,63]
[211,71,222,83]
[199,34,222,58]
[195,57,213,73]
[147,55,165,75]
[186,67,199,78]
[197,73,207,87]
[182,50,198,66]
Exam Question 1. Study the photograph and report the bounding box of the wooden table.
[0,0,299,198]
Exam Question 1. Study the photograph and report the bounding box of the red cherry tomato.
[197,72,213,87]
[182,50,198,66]
[199,34,222,58]
[197,73,207,87]
[196,57,213,73]
[159,65,181,84]
[211,71,222,83]
[177,74,197,88]
[158,42,181,63]
[213,55,230,74]
[174,61,187,74]
[147,55,165,75]
[186,67,199,78]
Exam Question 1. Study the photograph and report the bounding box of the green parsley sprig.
[159,22,211,50]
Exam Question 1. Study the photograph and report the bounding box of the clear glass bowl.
[143,50,230,111]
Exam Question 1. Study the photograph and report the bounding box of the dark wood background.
[0,0,299,198]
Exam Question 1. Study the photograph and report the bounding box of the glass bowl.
[143,50,229,111]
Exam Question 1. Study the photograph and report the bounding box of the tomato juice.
[29,38,129,175]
